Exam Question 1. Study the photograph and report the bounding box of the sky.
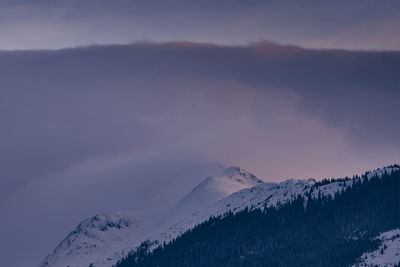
[0,0,400,50]
[0,1,400,267]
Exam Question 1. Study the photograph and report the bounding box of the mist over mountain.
[2,1,400,266]
[1,42,400,267]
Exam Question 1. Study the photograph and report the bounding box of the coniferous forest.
[117,170,400,267]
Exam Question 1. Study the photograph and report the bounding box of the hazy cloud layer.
[0,0,400,50]
[0,42,399,266]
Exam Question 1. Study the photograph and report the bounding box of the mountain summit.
[175,166,263,212]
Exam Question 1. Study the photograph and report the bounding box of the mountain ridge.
[117,166,400,267]
[40,164,400,267]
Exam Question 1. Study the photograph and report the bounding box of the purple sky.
[0,1,400,267]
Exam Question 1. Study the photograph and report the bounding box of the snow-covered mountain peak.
[220,166,264,185]
[203,166,260,189]
[221,166,260,179]
[73,212,135,234]
[175,166,263,213]
[40,212,148,267]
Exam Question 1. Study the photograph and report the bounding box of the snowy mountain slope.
[40,212,151,267]
[310,165,400,199]
[365,166,399,179]
[39,167,263,267]
[353,228,400,267]
[159,165,400,242]
[153,178,316,244]
[174,166,263,216]
[131,165,400,263]
[40,165,399,267]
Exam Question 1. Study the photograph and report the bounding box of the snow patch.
[353,229,400,267]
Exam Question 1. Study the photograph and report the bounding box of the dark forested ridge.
[117,169,400,267]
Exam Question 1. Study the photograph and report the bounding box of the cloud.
[0,42,399,266]
[1,1,400,50]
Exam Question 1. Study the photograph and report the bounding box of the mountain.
[40,165,400,267]
[40,166,263,267]
[117,166,400,267]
